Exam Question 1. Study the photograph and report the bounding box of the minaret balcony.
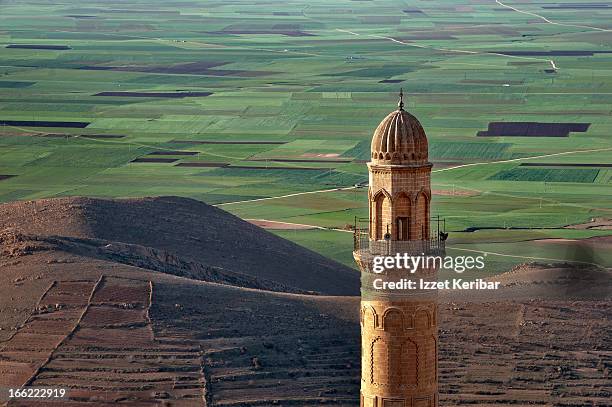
[353,230,445,256]
[352,216,447,259]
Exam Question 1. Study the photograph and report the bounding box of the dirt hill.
[491,262,611,300]
[0,197,609,406]
[0,196,359,296]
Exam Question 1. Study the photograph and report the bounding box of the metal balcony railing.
[353,218,446,256]
[353,228,445,256]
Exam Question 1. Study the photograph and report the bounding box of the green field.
[1,0,610,271]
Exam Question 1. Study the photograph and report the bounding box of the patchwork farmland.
[0,0,610,271]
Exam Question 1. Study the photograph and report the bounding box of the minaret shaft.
[355,94,439,407]
[360,300,438,406]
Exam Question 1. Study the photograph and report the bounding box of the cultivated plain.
[0,0,610,270]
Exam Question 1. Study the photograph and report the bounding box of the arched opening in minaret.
[395,193,411,241]
[414,192,429,240]
[371,337,389,385]
[415,309,431,330]
[373,192,391,240]
[382,308,403,330]
[400,339,418,387]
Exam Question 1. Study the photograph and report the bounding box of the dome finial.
[398,88,404,110]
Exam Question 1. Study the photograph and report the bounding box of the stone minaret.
[353,90,443,407]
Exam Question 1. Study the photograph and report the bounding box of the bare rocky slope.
[0,196,359,296]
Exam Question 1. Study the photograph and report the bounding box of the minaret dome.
[370,90,428,165]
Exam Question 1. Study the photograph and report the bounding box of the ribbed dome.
[370,107,428,165]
